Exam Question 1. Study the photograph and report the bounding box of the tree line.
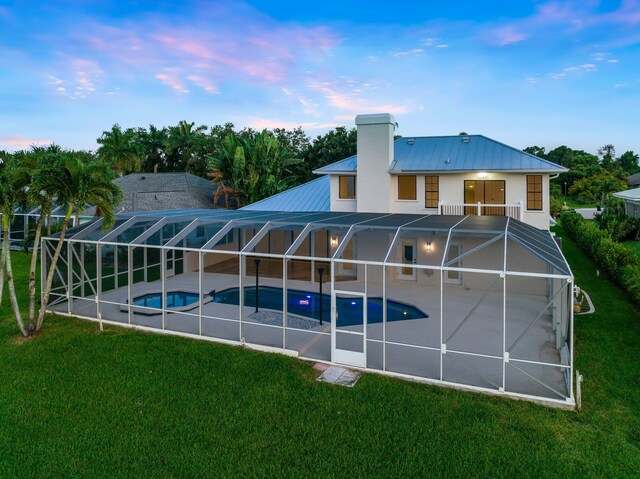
[524,144,638,208]
[95,121,357,206]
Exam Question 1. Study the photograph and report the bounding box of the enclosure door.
[397,239,417,281]
[445,243,462,285]
[165,249,175,278]
[331,290,366,367]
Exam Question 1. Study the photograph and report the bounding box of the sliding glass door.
[464,180,505,216]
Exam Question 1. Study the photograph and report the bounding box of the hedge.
[560,211,640,307]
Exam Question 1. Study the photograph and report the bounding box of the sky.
[0,0,639,154]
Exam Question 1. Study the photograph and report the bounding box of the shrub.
[560,211,640,307]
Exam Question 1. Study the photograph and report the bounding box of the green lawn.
[1,238,639,478]
[562,197,598,210]
[624,240,640,257]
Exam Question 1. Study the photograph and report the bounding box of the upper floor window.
[527,175,543,210]
[425,175,439,208]
[339,175,356,199]
[398,175,417,200]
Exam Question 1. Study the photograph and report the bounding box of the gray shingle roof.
[627,173,640,186]
[114,173,226,213]
[314,135,566,174]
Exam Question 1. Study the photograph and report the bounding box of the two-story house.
[245,113,566,230]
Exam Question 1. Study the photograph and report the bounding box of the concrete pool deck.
[49,271,569,401]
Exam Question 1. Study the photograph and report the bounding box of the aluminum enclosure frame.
[42,209,575,408]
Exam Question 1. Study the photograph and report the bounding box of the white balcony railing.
[438,201,523,221]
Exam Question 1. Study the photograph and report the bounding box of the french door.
[397,239,417,281]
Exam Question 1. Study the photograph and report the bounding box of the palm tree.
[97,124,142,175]
[138,125,167,172]
[165,121,207,173]
[22,146,62,334]
[0,153,30,336]
[36,152,123,332]
[208,130,300,207]
[209,132,248,207]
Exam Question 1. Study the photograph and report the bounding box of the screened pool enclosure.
[43,209,575,406]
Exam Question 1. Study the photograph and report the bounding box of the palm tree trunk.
[28,214,45,335]
[2,220,28,337]
[36,204,73,332]
[0,228,6,311]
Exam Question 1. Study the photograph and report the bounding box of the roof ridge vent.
[407,138,415,145]
[462,137,470,143]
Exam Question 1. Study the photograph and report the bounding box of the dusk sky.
[0,0,639,154]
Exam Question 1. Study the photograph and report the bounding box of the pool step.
[316,364,361,387]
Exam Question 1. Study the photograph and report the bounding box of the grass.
[623,240,640,258]
[1,238,639,478]
[562,197,598,210]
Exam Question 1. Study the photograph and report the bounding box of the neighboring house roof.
[627,173,640,186]
[242,175,330,212]
[613,187,640,204]
[314,135,566,174]
[114,173,221,213]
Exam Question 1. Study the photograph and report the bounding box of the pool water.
[212,286,428,326]
[132,291,200,309]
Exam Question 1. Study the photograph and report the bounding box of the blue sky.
[0,0,638,154]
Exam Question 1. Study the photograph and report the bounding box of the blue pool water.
[133,291,200,309]
[212,286,428,326]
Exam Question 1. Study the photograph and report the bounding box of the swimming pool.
[212,286,428,326]
[131,291,201,310]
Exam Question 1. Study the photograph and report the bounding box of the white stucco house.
[245,113,566,230]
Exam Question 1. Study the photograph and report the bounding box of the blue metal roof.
[313,154,357,174]
[314,135,566,174]
[241,175,330,212]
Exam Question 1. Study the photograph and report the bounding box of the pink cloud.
[0,136,53,151]
[478,1,640,48]
[487,26,528,46]
[80,16,340,95]
[187,75,217,93]
[605,0,640,24]
[154,73,189,93]
[309,81,409,115]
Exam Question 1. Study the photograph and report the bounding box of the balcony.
[438,201,523,220]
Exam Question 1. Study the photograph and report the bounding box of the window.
[398,175,417,200]
[527,175,543,210]
[425,175,439,208]
[339,176,356,199]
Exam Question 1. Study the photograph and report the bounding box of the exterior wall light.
[478,172,488,178]
[330,237,338,247]
[426,242,432,253]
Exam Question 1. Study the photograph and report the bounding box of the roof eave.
[388,168,569,174]
[313,169,356,175]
